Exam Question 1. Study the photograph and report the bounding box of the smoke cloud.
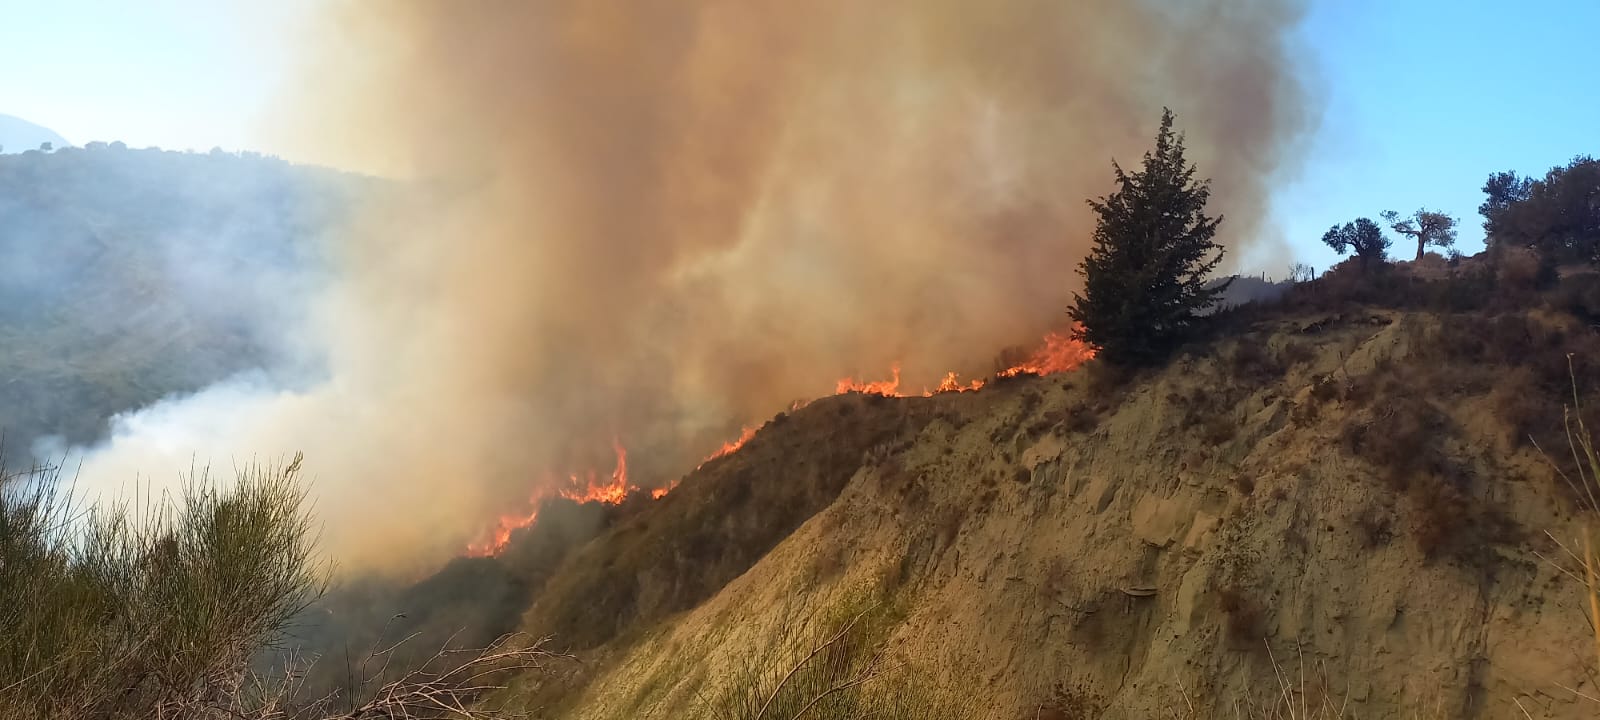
[71,0,1315,571]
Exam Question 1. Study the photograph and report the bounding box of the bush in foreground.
[0,455,324,718]
[0,455,555,719]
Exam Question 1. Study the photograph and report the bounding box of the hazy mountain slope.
[0,114,69,153]
[0,145,363,456]
[466,269,1600,719]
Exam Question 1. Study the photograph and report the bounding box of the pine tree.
[1069,108,1229,367]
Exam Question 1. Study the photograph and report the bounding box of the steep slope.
[498,299,1600,718]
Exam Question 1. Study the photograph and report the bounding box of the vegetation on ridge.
[1070,108,1230,368]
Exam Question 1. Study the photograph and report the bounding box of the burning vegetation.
[464,326,1096,557]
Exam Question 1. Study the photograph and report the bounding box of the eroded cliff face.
[511,308,1597,719]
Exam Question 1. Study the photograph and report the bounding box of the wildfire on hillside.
[463,328,1094,557]
[463,440,633,557]
[700,426,759,468]
[836,326,1093,397]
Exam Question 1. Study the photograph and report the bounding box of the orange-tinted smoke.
[273,0,1314,568]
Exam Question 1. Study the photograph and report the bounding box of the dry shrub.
[1063,402,1099,434]
[1019,390,1043,416]
[1413,252,1451,278]
[1200,414,1237,445]
[1289,400,1319,428]
[1351,505,1393,548]
[1217,585,1265,647]
[1338,395,1446,490]
[1495,246,1543,295]
[1033,682,1103,720]
[1230,474,1256,496]
[1423,311,1600,453]
[1082,360,1132,396]
[1548,272,1600,323]
[1279,340,1317,367]
[1490,367,1551,447]
[936,504,966,549]
[1408,481,1473,559]
[1228,340,1286,382]
[1309,375,1340,404]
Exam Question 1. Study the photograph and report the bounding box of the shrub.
[1351,505,1393,548]
[1217,585,1264,647]
[0,455,324,719]
[1549,273,1600,324]
[1489,368,1550,447]
[1338,395,1446,490]
[1308,375,1339,404]
[1199,415,1237,446]
[1495,246,1543,295]
[1227,338,1286,382]
[1408,480,1473,559]
[1035,682,1103,720]
[1062,402,1100,434]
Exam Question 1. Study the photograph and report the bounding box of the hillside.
[0,114,69,154]
[0,144,364,456]
[293,259,1600,719]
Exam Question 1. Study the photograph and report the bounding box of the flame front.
[834,326,1093,398]
[933,371,986,394]
[835,363,902,396]
[996,330,1095,377]
[465,329,1094,557]
[464,439,635,557]
[464,505,540,558]
[701,426,759,467]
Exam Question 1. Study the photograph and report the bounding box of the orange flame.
[464,439,638,557]
[559,440,631,504]
[702,426,758,465]
[831,327,1091,400]
[464,505,540,558]
[465,329,1093,558]
[835,362,902,396]
[996,329,1095,377]
[931,371,985,395]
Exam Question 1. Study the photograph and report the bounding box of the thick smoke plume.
[73,0,1314,571]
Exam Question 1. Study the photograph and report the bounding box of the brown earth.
[481,297,1600,719]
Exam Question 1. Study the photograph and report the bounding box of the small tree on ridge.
[1321,217,1391,272]
[1069,108,1229,367]
[1382,208,1457,261]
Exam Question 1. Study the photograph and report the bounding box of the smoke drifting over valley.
[70,0,1316,570]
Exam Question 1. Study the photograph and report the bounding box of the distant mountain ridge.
[0,113,70,153]
[0,143,371,457]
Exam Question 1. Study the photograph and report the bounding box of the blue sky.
[1280,0,1600,272]
[0,1,308,153]
[1,1,1595,274]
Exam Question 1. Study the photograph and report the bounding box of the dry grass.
[699,585,972,720]
[1535,359,1600,705]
